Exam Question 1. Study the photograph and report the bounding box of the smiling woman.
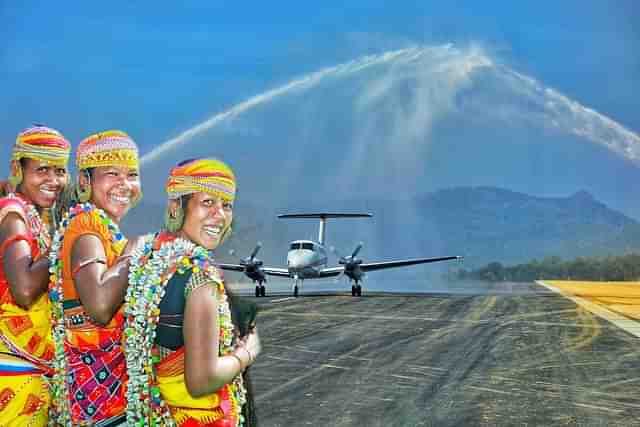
[47,130,142,426]
[123,158,259,427]
[0,126,70,427]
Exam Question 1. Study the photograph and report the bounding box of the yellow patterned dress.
[124,232,247,426]
[0,194,55,427]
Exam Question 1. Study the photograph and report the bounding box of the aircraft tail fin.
[278,213,372,245]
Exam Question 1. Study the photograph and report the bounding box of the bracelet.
[72,257,107,276]
[230,353,245,372]
[241,347,254,366]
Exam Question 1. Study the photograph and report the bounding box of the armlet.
[184,270,218,299]
[0,234,32,259]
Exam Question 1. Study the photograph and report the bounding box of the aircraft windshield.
[290,243,314,251]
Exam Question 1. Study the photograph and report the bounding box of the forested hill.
[123,187,640,270]
[409,186,640,268]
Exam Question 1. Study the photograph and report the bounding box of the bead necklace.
[11,193,51,255]
[47,202,127,426]
[124,232,246,426]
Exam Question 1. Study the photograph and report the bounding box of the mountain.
[121,186,640,271]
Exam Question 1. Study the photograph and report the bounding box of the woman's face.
[177,192,233,250]
[83,166,141,223]
[16,158,68,209]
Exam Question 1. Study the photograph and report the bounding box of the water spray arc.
[141,44,640,168]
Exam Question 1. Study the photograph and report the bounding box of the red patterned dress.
[0,193,55,426]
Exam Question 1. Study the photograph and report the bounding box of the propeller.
[237,242,266,284]
[331,242,364,284]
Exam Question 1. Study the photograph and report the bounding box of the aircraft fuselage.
[286,240,328,279]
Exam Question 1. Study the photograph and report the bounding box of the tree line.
[452,253,640,282]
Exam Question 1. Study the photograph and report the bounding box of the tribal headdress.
[166,158,236,202]
[76,130,140,203]
[9,126,71,189]
[76,130,139,171]
[164,158,236,234]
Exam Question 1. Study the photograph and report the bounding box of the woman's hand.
[238,327,261,367]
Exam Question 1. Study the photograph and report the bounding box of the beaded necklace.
[11,193,51,255]
[47,202,127,426]
[124,232,246,426]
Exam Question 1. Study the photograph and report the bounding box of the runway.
[244,282,640,426]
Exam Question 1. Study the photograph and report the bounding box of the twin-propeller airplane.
[218,213,462,297]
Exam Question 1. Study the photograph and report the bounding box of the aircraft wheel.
[356,285,362,297]
[260,285,266,297]
[351,285,356,296]
[293,285,299,298]
[255,286,260,297]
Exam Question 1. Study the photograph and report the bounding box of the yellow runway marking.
[537,281,640,338]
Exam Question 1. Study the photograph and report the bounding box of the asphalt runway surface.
[243,282,640,427]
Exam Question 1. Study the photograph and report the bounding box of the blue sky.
[2,1,639,218]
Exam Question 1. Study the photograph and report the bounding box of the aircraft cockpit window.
[290,243,301,250]
[302,243,314,251]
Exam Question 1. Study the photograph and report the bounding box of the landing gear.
[351,283,362,297]
[255,284,267,297]
[293,277,301,297]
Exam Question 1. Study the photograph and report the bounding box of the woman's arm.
[71,234,131,326]
[183,282,259,397]
[0,213,50,309]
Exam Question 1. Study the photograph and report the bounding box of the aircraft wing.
[216,263,245,272]
[359,256,462,272]
[317,267,346,278]
[261,267,291,277]
[216,263,291,278]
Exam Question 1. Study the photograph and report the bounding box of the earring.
[77,184,91,203]
[219,224,232,245]
[164,204,184,232]
[8,161,22,192]
[76,171,91,203]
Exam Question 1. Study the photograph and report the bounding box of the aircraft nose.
[288,252,307,270]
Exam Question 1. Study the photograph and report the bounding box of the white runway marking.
[270,297,296,303]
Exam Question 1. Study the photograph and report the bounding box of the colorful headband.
[76,130,139,171]
[13,126,71,167]
[166,158,236,202]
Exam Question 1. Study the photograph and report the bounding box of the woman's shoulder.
[0,194,28,225]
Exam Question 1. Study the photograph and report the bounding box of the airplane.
[217,213,462,297]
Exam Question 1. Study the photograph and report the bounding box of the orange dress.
[0,194,54,427]
[48,205,128,426]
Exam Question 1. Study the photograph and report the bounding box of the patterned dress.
[125,232,246,427]
[0,194,55,427]
[48,207,129,426]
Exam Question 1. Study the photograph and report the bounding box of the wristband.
[230,353,245,372]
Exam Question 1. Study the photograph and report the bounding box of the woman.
[48,130,141,426]
[0,126,71,426]
[124,158,261,426]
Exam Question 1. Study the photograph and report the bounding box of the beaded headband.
[166,158,236,202]
[76,130,139,171]
[13,126,71,166]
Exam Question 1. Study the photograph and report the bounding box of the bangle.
[72,257,107,276]
[242,347,254,366]
[230,353,245,372]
